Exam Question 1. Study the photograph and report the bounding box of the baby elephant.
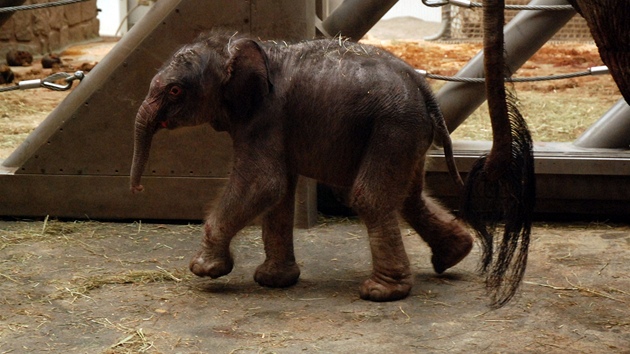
[130,31,473,302]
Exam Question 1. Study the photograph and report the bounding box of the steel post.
[574,98,630,149]
[320,0,398,40]
[436,0,576,132]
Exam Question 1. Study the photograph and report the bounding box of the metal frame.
[574,99,630,149]
[427,0,630,217]
[436,0,577,131]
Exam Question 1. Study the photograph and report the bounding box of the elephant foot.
[254,261,300,288]
[431,229,473,274]
[189,248,233,278]
[359,276,412,302]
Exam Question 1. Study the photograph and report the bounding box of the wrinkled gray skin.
[130,31,473,302]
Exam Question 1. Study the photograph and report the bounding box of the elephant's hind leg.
[350,141,417,301]
[254,174,301,288]
[402,167,473,274]
[358,211,413,302]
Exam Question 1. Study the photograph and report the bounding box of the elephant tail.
[461,93,535,308]
[420,82,464,190]
[460,0,536,308]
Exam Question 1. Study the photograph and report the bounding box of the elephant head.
[130,33,273,193]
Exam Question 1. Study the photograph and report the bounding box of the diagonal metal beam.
[436,0,576,132]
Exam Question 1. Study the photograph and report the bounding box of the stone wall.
[0,0,99,60]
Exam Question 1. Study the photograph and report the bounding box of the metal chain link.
[416,66,609,83]
[422,0,574,11]
[0,0,91,13]
[0,71,85,93]
[2,66,607,92]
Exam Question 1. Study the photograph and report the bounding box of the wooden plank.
[426,141,630,218]
[429,142,630,176]
[0,174,318,227]
[0,175,225,220]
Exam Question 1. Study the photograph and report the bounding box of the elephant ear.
[223,38,273,117]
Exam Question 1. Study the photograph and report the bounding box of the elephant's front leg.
[360,213,413,302]
[189,218,235,279]
[189,149,288,279]
[254,174,301,288]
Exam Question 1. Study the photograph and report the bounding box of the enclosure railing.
[424,0,592,42]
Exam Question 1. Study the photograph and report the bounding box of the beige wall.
[0,0,99,59]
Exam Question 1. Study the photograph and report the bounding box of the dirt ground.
[1,18,629,353]
[1,218,629,353]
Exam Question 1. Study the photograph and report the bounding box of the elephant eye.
[168,85,183,98]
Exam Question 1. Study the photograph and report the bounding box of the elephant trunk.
[130,101,158,193]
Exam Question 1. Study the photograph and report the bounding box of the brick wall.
[0,0,99,60]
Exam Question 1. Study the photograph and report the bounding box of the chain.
[0,71,85,93]
[416,66,609,83]
[0,0,91,13]
[1,66,608,91]
[422,0,574,11]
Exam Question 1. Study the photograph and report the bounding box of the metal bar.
[435,0,576,132]
[426,141,630,218]
[320,0,398,40]
[574,98,630,149]
[425,5,452,41]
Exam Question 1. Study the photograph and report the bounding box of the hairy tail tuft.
[461,92,535,308]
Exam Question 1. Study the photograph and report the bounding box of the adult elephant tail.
[460,0,536,308]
